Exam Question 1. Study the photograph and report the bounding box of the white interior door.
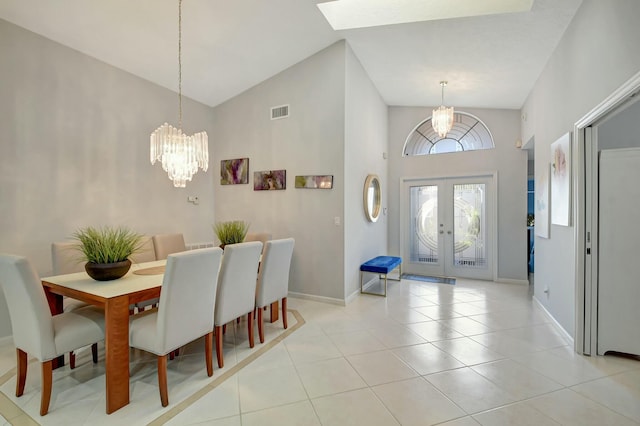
[401,175,494,280]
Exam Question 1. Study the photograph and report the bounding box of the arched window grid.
[403,111,495,156]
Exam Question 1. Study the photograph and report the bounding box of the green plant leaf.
[72,226,144,264]
[213,220,249,245]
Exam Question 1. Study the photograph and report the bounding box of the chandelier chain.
[150,0,209,188]
[178,0,183,130]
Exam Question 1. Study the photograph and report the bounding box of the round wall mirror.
[363,174,381,222]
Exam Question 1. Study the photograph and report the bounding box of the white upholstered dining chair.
[130,236,159,312]
[214,241,262,368]
[255,238,295,343]
[244,232,271,247]
[0,254,105,416]
[128,247,222,407]
[129,235,157,264]
[152,233,186,260]
[51,241,99,369]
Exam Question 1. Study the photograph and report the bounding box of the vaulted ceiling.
[0,0,582,109]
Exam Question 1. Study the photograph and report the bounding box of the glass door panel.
[402,176,493,280]
[410,185,439,265]
[452,183,487,269]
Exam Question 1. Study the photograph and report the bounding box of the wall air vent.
[270,104,290,120]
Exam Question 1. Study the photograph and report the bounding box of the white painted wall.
[388,107,527,282]
[211,41,347,302]
[522,0,640,337]
[344,43,388,299]
[0,20,216,337]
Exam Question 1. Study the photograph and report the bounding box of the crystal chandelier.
[432,81,454,138]
[150,0,208,188]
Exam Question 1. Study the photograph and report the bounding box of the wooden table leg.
[105,295,130,414]
[43,288,65,369]
[269,301,279,323]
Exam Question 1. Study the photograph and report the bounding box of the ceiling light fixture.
[432,81,454,138]
[150,0,208,188]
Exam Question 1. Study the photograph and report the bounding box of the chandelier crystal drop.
[150,124,208,188]
[150,0,208,188]
[432,81,454,138]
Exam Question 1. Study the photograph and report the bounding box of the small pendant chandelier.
[432,81,454,138]
[150,0,208,188]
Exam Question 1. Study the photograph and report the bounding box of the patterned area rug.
[401,274,456,285]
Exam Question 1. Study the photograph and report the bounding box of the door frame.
[400,171,498,281]
[574,70,640,355]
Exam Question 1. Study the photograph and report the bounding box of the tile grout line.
[149,309,305,425]
[0,310,305,426]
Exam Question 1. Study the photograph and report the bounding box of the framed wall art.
[220,158,249,185]
[254,170,286,190]
[551,132,571,226]
[295,175,333,189]
[535,164,550,238]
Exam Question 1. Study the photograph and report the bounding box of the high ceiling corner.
[0,0,582,109]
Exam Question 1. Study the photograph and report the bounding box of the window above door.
[403,111,494,156]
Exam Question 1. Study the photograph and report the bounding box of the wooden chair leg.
[40,360,53,416]
[257,306,265,343]
[248,311,254,348]
[222,324,226,334]
[169,350,175,361]
[237,317,241,324]
[205,332,213,377]
[69,351,76,369]
[16,349,27,397]
[157,355,169,407]
[282,297,288,329]
[91,343,98,364]
[215,325,224,368]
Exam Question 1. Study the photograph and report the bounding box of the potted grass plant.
[213,220,249,249]
[73,225,144,281]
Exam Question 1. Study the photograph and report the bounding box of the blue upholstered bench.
[360,256,402,297]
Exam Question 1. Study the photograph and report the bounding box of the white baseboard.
[533,296,575,346]
[495,277,530,286]
[288,291,346,306]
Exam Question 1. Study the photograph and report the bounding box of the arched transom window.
[403,111,494,156]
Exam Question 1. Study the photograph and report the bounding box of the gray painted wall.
[211,41,348,302]
[388,107,528,282]
[0,19,216,337]
[522,0,640,337]
[344,43,388,299]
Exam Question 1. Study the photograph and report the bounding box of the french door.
[401,175,495,280]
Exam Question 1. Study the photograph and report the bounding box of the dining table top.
[41,260,166,299]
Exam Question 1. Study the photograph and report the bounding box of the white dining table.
[41,260,165,414]
[41,258,280,414]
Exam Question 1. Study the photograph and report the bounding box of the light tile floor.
[1,277,640,425]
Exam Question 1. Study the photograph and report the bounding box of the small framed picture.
[295,175,333,189]
[254,170,286,190]
[220,158,249,185]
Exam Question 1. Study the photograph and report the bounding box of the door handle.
[447,231,452,234]
[439,230,444,234]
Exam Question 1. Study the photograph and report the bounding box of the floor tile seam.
[349,385,403,426]
[567,383,640,423]
[0,309,299,426]
[150,311,304,424]
[466,335,548,357]
[469,399,562,425]
[515,386,640,424]
[375,374,470,421]
[467,363,567,401]
[341,349,417,393]
[238,399,322,423]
